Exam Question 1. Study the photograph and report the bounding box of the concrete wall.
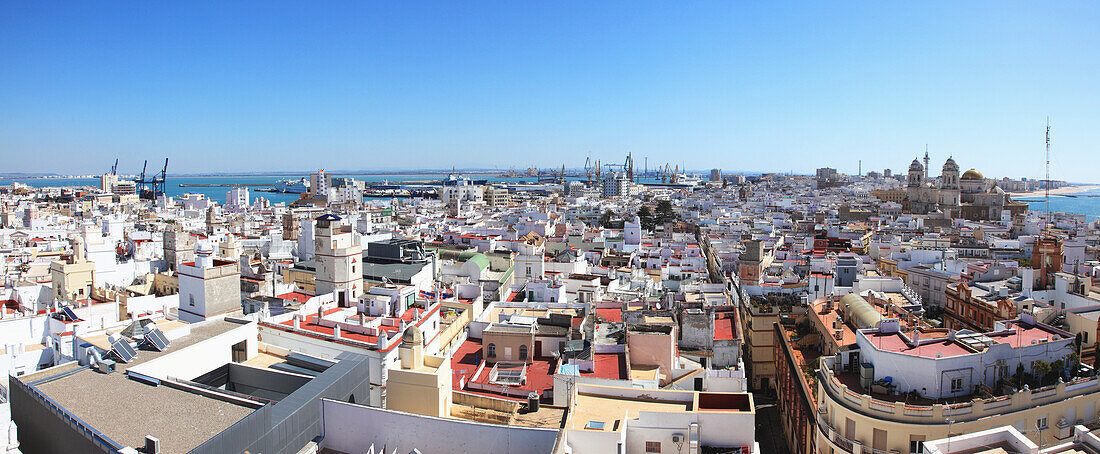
[0,315,48,346]
[626,331,676,386]
[319,399,559,454]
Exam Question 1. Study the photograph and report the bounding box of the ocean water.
[1,173,670,205]
[1017,188,1100,221]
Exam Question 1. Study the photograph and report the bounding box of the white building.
[561,384,758,453]
[601,171,629,198]
[177,242,242,322]
[314,214,363,304]
[441,175,485,205]
[225,186,249,209]
[310,169,333,199]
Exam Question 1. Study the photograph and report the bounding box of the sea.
[1016,187,1100,221]
[0,173,668,205]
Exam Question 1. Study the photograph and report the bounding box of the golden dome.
[961,169,984,181]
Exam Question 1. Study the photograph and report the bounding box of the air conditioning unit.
[671,434,684,443]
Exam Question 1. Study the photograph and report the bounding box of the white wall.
[127,321,257,381]
[319,399,559,454]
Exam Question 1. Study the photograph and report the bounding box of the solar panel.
[61,306,80,322]
[110,339,137,363]
[144,329,170,351]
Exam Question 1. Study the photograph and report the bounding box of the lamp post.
[946,418,954,453]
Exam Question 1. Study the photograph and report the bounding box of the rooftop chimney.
[145,435,161,454]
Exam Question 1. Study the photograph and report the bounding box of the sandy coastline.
[1008,184,1100,198]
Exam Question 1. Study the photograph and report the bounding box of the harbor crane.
[134,158,168,200]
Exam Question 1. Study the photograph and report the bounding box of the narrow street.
[753,392,790,454]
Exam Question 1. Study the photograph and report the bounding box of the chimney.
[145,436,161,454]
[293,316,300,330]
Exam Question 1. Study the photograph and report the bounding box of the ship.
[274,177,310,194]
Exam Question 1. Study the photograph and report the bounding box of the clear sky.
[2,2,1098,181]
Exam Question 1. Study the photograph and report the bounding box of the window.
[910,439,924,454]
[1037,416,1048,429]
[189,294,195,306]
[950,378,963,392]
[645,441,661,453]
[487,343,496,358]
[519,345,528,361]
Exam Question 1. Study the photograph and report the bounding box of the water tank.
[527,392,540,412]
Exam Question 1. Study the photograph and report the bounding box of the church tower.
[941,157,960,189]
[907,158,924,188]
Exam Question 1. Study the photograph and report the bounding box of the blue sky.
[2,2,1098,181]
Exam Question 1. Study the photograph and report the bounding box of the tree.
[655,200,676,224]
[637,206,656,231]
[1052,358,1066,381]
[1032,360,1052,386]
[599,209,615,229]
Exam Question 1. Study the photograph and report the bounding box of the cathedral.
[905,156,1028,221]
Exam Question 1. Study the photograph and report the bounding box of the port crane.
[134,158,168,200]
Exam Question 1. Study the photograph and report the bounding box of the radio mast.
[1045,117,1051,222]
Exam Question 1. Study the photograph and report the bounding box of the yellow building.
[385,326,453,418]
[50,237,95,302]
[282,266,316,293]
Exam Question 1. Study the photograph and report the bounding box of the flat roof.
[35,320,256,453]
[567,393,692,432]
[865,332,971,358]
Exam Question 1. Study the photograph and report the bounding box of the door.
[231,340,248,363]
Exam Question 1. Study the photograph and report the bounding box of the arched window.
[519,345,528,361]
[487,343,496,358]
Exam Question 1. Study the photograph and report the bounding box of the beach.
[1007,184,1100,197]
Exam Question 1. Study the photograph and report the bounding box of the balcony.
[815,409,899,454]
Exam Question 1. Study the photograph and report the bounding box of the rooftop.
[33,320,256,453]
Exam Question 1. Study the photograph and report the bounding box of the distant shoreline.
[1008,185,1100,198]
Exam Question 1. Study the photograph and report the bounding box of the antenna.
[923,145,930,182]
[1045,117,1051,224]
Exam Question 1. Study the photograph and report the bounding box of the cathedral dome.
[909,159,924,172]
[961,169,984,181]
